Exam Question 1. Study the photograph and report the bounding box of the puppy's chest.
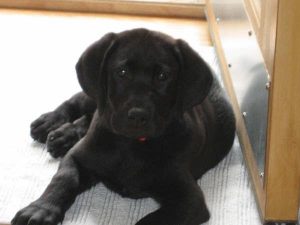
[101,143,171,198]
[102,154,158,198]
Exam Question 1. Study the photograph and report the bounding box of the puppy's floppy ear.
[76,33,116,101]
[176,39,213,110]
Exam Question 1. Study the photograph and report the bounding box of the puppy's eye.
[157,72,168,81]
[117,68,128,78]
[118,69,127,77]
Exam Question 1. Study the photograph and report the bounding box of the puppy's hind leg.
[136,172,210,225]
[46,114,93,158]
[30,92,96,143]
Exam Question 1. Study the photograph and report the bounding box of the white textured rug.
[0,10,261,225]
[0,137,261,225]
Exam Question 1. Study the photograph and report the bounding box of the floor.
[113,0,204,3]
[0,9,262,225]
[0,8,210,146]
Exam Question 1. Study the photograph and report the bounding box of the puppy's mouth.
[115,126,153,140]
[110,117,158,140]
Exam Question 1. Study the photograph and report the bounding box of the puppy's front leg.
[11,154,92,225]
[136,173,210,225]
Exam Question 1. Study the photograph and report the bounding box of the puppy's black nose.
[128,107,150,127]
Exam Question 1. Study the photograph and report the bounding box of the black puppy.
[12,28,235,225]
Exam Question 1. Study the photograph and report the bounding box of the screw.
[248,30,253,36]
[216,17,220,23]
[260,172,264,178]
[242,112,247,117]
[266,82,271,89]
[228,63,232,68]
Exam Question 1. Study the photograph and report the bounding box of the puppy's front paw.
[11,201,63,225]
[30,111,69,143]
[46,123,80,158]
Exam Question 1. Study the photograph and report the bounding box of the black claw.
[49,136,55,141]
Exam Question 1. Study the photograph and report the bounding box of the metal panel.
[211,0,270,175]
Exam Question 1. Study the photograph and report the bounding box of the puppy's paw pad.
[46,123,79,158]
[30,111,69,143]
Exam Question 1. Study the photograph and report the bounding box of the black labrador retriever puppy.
[12,28,235,225]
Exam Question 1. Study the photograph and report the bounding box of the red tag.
[138,137,147,142]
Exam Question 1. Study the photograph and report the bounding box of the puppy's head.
[76,28,213,139]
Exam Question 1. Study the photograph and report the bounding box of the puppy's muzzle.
[127,107,150,127]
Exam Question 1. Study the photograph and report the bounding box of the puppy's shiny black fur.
[12,28,235,225]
